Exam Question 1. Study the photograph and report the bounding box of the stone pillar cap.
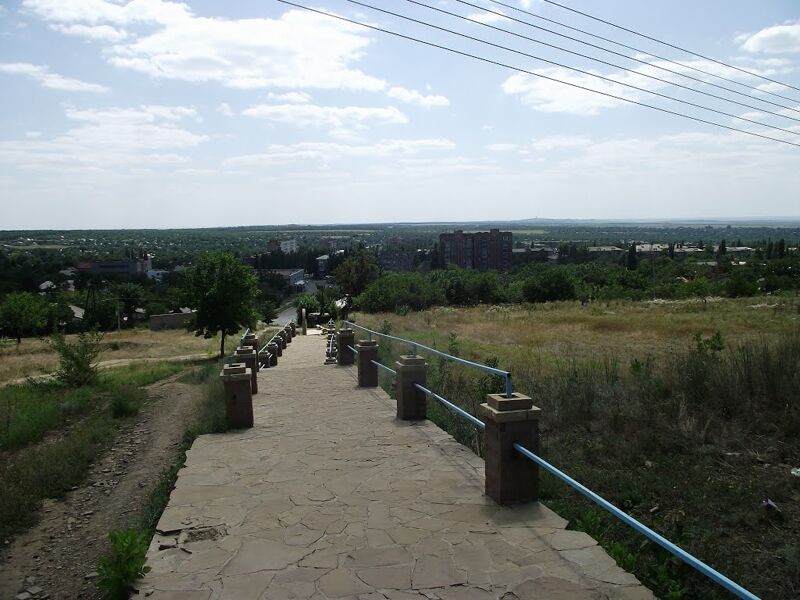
[235,347,256,355]
[220,365,252,381]
[356,339,377,347]
[479,399,540,424]
[397,355,426,367]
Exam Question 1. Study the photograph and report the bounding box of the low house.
[149,309,196,331]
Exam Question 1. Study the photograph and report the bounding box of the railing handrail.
[371,359,396,376]
[512,443,759,600]
[343,320,513,397]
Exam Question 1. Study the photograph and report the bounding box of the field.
[355,296,800,599]
[0,328,221,385]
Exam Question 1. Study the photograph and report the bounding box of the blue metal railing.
[343,320,513,397]
[415,383,484,429]
[371,359,396,376]
[257,321,293,368]
[347,344,358,354]
[512,443,758,600]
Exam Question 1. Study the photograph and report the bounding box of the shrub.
[356,272,445,312]
[294,294,320,324]
[96,528,151,600]
[109,385,143,419]
[50,330,103,387]
[523,269,576,303]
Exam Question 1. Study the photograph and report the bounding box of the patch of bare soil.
[0,373,203,600]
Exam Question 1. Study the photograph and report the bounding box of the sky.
[1,0,799,229]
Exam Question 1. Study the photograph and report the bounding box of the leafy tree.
[725,270,758,298]
[522,270,576,303]
[717,239,727,255]
[356,272,445,312]
[626,244,638,270]
[114,282,146,326]
[294,294,321,324]
[182,252,259,357]
[333,250,379,296]
[260,299,278,324]
[0,291,48,343]
[50,330,103,387]
[777,238,786,258]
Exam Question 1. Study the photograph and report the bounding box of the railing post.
[267,342,280,365]
[258,347,270,369]
[301,308,308,335]
[355,340,378,387]
[234,347,259,394]
[243,333,259,353]
[289,321,297,336]
[283,324,293,343]
[395,355,427,420]
[219,363,253,429]
[337,328,354,365]
[277,329,288,350]
[480,393,540,505]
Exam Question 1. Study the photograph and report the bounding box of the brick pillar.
[258,348,270,369]
[267,342,279,366]
[278,330,288,350]
[272,337,283,357]
[283,325,293,343]
[243,333,259,352]
[395,355,427,420]
[480,393,540,505]
[289,322,297,336]
[234,347,258,394]
[220,363,253,429]
[337,328,355,365]
[356,340,378,387]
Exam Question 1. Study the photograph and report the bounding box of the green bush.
[97,528,151,600]
[294,294,320,323]
[50,330,103,387]
[109,385,144,419]
[523,269,576,303]
[356,272,445,312]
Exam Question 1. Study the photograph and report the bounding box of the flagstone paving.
[140,332,654,599]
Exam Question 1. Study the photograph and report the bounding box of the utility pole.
[651,240,656,301]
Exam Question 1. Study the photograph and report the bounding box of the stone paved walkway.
[140,333,654,599]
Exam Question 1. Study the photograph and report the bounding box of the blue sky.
[1,0,799,229]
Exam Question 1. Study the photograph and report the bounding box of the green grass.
[0,361,190,543]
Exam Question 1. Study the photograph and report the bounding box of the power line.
[340,0,800,138]
[486,0,800,105]
[401,0,800,125]
[456,0,800,116]
[276,0,800,149]
[536,0,800,95]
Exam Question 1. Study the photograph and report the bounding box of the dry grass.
[0,329,220,385]
[355,295,800,372]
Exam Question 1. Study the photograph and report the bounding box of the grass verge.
[0,362,189,543]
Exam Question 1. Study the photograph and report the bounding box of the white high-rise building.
[280,239,298,254]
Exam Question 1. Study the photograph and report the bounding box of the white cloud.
[217,103,234,116]
[485,143,520,152]
[267,91,312,104]
[466,11,506,25]
[27,1,386,91]
[387,86,450,108]
[0,105,207,170]
[740,22,800,54]
[51,23,127,41]
[0,62,109,92]
[223,139,454,167]
[240,104,407,129]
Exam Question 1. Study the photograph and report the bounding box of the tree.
[114,282,146,327]
[777,238,786,259]
[259,299,278,324]
[0,292,48,343]
[294,294,320,324]
[333,250,379,296]
[182,252,259,357]
[523,270,576,303]
[717,239,727,256]
[626,244,638,270]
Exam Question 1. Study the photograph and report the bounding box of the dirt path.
[0,372,204,600]
[3,354,209,387]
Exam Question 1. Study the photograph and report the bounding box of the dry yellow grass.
[355,295,800,373]
[0,328,221,384]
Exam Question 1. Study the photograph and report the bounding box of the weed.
[50,330,103,387]
[96,528,151,600]
[109,385,143,419]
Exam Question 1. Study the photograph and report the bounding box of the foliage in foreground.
[96,528,151,600]
[50,330,103,387]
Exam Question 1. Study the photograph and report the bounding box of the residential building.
[316,254,330,277]
[439,229,513,271]
[280,239,298,254]
[77,252,152,278]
